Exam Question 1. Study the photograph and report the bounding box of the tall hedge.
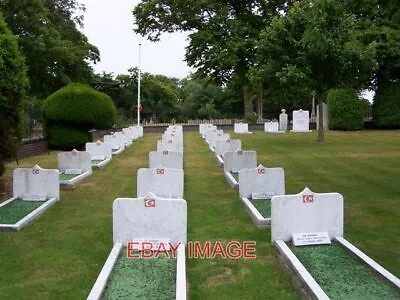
[43,83,117,149]
[0,13,28,176]
[373,83,400,128]
[326,88,365,131]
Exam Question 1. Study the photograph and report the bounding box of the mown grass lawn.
[0,130,398,299]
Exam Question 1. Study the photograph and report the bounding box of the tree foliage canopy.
[0,13,28,175]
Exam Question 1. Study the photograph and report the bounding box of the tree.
[0,0,99,98]
[0,13,28,175]
[133,0,288,118]
[256,0,377,142]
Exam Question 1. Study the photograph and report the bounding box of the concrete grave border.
[87,195,187,300]
[272,187,400,299]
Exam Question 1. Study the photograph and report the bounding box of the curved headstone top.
[96,140,102,145]
[113,193,187,246]
[281,109,286,113]
[271,187,343,242]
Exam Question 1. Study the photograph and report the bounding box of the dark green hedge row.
[373,83,400,128]
[43,83,117,129]
[326,89,365,131]
[43,83,116,149]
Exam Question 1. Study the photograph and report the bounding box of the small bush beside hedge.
[326,89,365,131]
[373,83,400,129]
[43,83,117,149]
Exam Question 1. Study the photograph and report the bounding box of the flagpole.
[137,43,141,126]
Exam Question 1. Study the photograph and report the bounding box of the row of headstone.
[1,126,144,230]
[88,125,187,299]
[200,124,400,298]
[200,124,286,228]
[264,109,311,133]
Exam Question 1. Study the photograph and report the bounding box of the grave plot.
[234,122,253,134]
[137,167,184,199]
[104,133,125,155]
[116,131,133,147]
[204,129,223,151]
[239,165,285,227]
[0,165,59,231]
[122,127,135,141]
[208,133,230,152]
[223,150,257,188]
[58,149,92,188]
[128,125,143,140]
[215,139,241,166]
[157,139,183,153]
[199,124,216,138]
[290,109,312,132]
[86,141,112,169]
[272,187,400,300]
[264,121,285,134]
[87,194,187,300]
[149,151,183,169]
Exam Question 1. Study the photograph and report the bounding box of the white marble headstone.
[85,141,112,161]
[104,134,125,150]
[271,187,343,242]
[149,151,183,169]
[239,165,285,199]
[122,128,134,140]
[113,194,187,245]
[291,109,311,132]
[264,122,279,133]
[224,150,257,173]
[137,167,184,198]
[234,123,249,134]
[210,133,230,148]
[279,109,288,132]
[215,139,242,157]
[205,130,223,145]
[13,165,59,201]
[157,139,183,153]
[58,150,92,174]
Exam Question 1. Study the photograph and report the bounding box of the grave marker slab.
[224,150,257,173]
[13,165,59,201]
[149,151,183,169]
[113,194,187,245]
[279,109,288,132]
[291,109,311,132]
[271,187,343,242]
[239,165,285,199]
[137,167,184,198]
[215,139,241,157]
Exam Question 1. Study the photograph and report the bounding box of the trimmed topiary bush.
[46,125,90,150]
[0,13,28,176]
[373,83,400,129]
[326,88,365,131]
[43,83,117,149]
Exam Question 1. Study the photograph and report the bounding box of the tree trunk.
[316,92,324,143]
[243,85,253,119]
[257,83,264,122]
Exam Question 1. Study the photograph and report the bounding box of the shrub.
[43,83,117,149]
[0,13,28,174]
[47,125,90,150]
[43,83,117,129]
[326,89,365,130]
[373,83,400,128]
